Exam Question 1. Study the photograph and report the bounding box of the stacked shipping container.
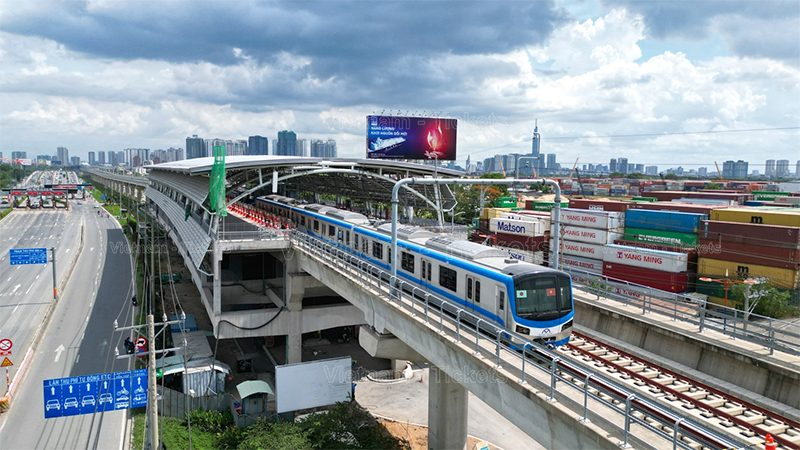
[553,208,624,274]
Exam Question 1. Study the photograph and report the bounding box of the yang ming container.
[561,240,605,259]
[555,225,623,245]
[603,244,689,273]
[624,209,707,234]
[558,208,624,230]
[602,262,688,293]
[561,255,603,274]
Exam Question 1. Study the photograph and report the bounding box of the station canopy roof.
[147,156,465,208]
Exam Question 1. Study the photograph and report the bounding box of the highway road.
[0,200,137,449]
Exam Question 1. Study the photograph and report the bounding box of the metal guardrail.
[566,268,800,357]
[290,231,746,450]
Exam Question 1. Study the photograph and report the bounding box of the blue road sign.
[43,369,147,419]
[9,248,48,265]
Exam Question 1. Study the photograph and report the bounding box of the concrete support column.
[428,366,468,450]
[284,256,306,364]
[212,241,222,322]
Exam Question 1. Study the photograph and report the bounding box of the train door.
[495,285,507,325]
[420,258,432,285]
[466,275,477,311]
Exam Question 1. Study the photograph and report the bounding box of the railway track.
[560,331,800,449]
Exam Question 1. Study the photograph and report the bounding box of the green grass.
[130,410,218,450]
[0,208,11,222]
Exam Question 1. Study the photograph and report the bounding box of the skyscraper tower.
[531,119,545,174]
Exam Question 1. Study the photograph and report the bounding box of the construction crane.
[714,161,724,180]
[570,157,586,197]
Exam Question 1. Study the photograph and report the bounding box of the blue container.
[624,209,707,234]
[743,200,766,206]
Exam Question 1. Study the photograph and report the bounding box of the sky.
[0,0,798,169]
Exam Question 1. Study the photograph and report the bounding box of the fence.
[565,267,800,356]
[158,386,228,419]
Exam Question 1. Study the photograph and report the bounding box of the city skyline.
[0,1,797,165]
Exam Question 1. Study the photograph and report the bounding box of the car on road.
[45,400,61,411]
[64,397,78,408]
[99,393,113,404]
[81,395,95,407]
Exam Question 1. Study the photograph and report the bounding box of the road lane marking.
[54,344,65,362]
[11,284,20,294]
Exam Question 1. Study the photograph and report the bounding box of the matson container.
[558,208,624,230]
[496,246,544,265]
[603,244,689,273]
[698,257,800,290]
[602,262,688,293]
[624,209,707,234]
[495,233,549,252]
[561,240,605,259]
[555,225,623,245]
[700,220,800,249]
[561,255,603,274]
[697,240,800,270]
[568,199,631,212]
[710,208,800,227]
[489,218,544,237]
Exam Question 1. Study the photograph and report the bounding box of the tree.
[704,182,723,190]
[663,173,679,180]
[451,174,509,225]
[728,282,798,319]
[238,420,312,450]
[299,402,409,450]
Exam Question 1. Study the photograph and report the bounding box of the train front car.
[507,267,574,346]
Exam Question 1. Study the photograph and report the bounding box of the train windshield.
[513,275,572,321]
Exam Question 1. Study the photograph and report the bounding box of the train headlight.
[515,325,530,335]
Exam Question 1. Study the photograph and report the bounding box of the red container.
[602,262,689,293]
[646,191,753,204]
[567,198,632,212]
[495,233,548,251]
[478,219,490,232]
[700,220,800,249]
[627,201,724,216]
[697,238,800,270]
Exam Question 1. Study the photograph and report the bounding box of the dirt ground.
[378,418,500,450]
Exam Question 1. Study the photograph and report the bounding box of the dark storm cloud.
[602,0,800,60]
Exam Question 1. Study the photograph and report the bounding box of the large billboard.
[366,115,457,160]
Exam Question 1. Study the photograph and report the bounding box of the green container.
[530,201,568,211]
[631,196,657,202]
[623,227,698,246]
[493,197,517,208]
[753,191,791,201]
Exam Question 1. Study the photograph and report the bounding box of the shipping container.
[602,262,689,293]
[560,255,604,274]
[646,191,753,204]
[631,196,658,202]
[710,208,800,227]
[479,207,512,220]
[493,196,517,208]
[561,240,605,259]
[743,201,767,206]
[525,200,568,211]
[496,246,544,265]
[489,217,544,237]
[568,198,632,212]
[625,209,707,234]
[623,227,698,247]
[697,239,800,270]
[494,233,549,252]
[697,257,800,290]
[753,191,791,201]
[558,208,625,230]
[627,201,725,216]
[603,244,689,273]
[700,220,800,249]
[554,225,623,245]
[613,239,698,260]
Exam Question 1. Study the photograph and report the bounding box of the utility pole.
[147,314,159,450]
[50,247,57,301]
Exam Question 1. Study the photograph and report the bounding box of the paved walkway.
[356,367,543,450]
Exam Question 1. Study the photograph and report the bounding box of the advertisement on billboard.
[366,115,457,160]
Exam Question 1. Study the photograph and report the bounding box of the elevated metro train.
[256,195,574,345]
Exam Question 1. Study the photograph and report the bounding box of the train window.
[401,252,415,272]
[328,225,336,237]
[475,281,481,303]
[426,261,432,281]
[439,266,457,292]
[345,231,350,245]
[313,220,319,232]
[421,260,427,280]
[467,277,473,300]
[498,288,505,311]
[387,248,392,264]
[373,242,383,260]
[300,216,306,226]
[362,238,368,253]
[355,234,360,249]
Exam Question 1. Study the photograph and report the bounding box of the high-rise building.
[225,139,247,156]
[617,158,629,174]
[310,139,337,158]
[722,160,734,178]
[186,135,207,159]
[698,167,707,177]
[116,151,125,166]
[546,153,557,173]
[248,135,269,155]
[765,159,776,177]
[126,148,149,167]
[88,151,96,165]
[276,130,298,156]
[776,160,790,178]
[98,151,106,165]
[633,164,645,174]
[731,160,749,179]
[645,165,658,175]
[295,139,308,156]
[796,160,800,179]
[11,151,27,160]
[56,147,69,166]
[609,159,617,173]
[70,156,80,166]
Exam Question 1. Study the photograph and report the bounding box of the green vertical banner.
[209,145,228,217]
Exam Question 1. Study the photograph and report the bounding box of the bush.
[729,283,799,319]
[299,402,409,450]
[187,409,234,434]
[238,420,312,450]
